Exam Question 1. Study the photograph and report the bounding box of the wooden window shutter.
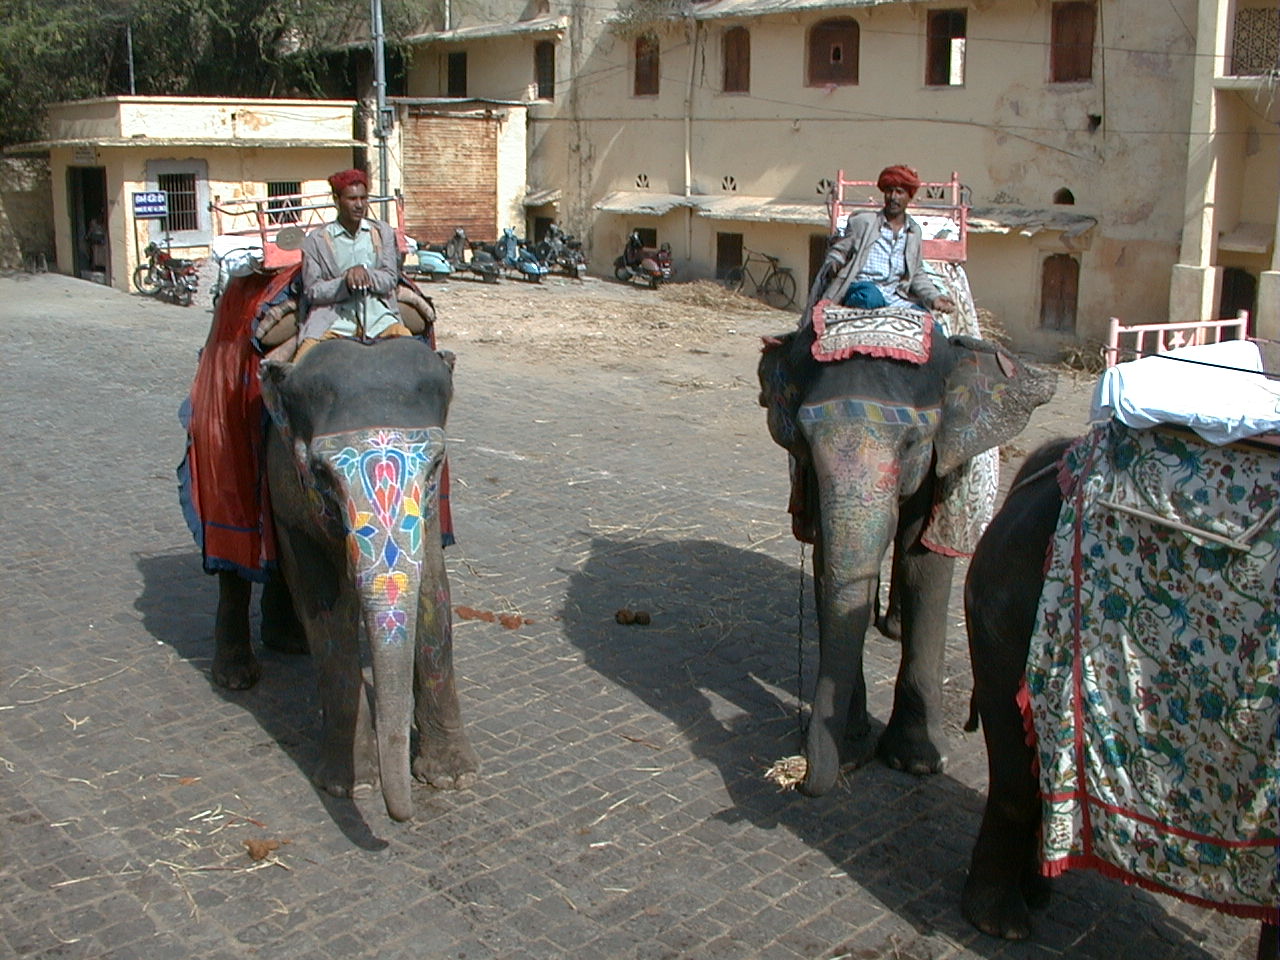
[723,27,749,93]
[1051,2,1095,82]
[635,34,660,96]
[807,19,859,86]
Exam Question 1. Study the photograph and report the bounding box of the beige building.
[395,0,1277,355]
[6,97,365,294]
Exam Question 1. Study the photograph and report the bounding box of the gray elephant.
[962,438,1278,959]
[758,325,1055,796]
[244,335,477,821]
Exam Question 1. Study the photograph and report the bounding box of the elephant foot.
[877,720,948,775]
[800,716,879,797]
[413,732,479,790]
[312,748,379,800]
[1022,866,1052,910]
[211,645,261,691]
[961,872,1033,940]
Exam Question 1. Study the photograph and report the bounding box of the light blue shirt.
[325,220,399,337]
[857,223,918,310]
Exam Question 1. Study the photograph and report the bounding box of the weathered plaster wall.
[0,158,53,271]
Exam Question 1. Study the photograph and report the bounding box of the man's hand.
[931,294,956,313]
[345,265,372,293]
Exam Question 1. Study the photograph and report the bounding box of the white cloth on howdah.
[1091,339,1280,444]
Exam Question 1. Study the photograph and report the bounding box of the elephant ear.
[259,360,296,435]
[935,337,1058,477]
[758,331,807,457]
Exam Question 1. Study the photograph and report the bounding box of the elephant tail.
[964,693,980,732]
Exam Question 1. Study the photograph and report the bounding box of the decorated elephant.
[962,437,1278,959]
[758,324,1055,796]
[247,335,477,821]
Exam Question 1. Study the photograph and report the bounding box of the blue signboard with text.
[132,191,168,219]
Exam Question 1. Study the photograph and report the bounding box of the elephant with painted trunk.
[758,324,1055,797]
[246,335,477,821]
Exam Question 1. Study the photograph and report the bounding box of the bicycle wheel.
[723,266,746,294]
[761,269,797,310]
[133,263,162,296]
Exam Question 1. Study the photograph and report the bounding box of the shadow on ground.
[132,549,390,849]
[562,534,1226,958]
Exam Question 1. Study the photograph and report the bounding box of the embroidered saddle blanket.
[1026,421,1279,920]
[810,299,933,364]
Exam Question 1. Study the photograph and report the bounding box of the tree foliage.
[0,0,432,147]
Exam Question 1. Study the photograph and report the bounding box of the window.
[145,159,209,245]
[634,227,657,248]
[267,181,301,224]
[1051,2,1095,82]
[808,19,859,86]
[447,51,468,97]
[926,10,966,86]
[535,41,555,99]
[1040,254,1079,331]
[1052,187,1075,205]
[723,27,750,93]
[635,34,659,96]
[158,172,198,233]
[716,232,743,278]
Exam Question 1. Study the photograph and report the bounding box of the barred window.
[267,181,302,224]
[158,172,197,233]
[535,41,555,99]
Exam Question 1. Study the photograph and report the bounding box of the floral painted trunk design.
[308,427,446,649]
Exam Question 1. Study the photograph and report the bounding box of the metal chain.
[796,540,808,738]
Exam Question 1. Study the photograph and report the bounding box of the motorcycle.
[535,223,588,279]
[443,227,500,284]
[403,237,453,282]
[613,231,673,289]
[493,227,549,282]
[133,240,200,306]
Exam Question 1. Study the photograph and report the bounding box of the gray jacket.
[299,218,400,341]
[802,211,942,326]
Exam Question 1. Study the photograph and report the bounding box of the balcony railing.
[1230,7,1280,76]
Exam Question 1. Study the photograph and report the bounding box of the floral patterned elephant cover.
[1027,420,1279,920]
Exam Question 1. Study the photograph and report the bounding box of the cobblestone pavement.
[0,272,1263,959]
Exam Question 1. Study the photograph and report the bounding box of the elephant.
[961,438,1278,960]
[229,334,476,821]
[758,324,1056,797]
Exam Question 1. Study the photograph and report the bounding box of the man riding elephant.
[804,164,955,326]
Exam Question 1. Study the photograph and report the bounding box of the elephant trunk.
[358,578,419,822]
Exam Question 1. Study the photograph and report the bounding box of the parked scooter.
[443,227,500,283]
[403,237,454,282]
[493,227,549,282]
[133,240,200,306]
[613,231,673,289]
[535,223,588,279]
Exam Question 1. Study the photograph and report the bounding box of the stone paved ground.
[0,271,1263,959]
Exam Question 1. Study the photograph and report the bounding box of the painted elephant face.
[306,427,446,621]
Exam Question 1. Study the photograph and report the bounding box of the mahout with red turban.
[327,168,369,194]
[876,165,921,198]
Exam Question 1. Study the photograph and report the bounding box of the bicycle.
[722,249,797,309]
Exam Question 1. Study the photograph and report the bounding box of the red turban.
[328,168,369,193]
[876,165,921,198]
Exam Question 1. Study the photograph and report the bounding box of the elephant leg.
[212,571,260,690]
[961,609,1043,940]
[1259,922,1278,960]
[877,488,953,774]
[275,521,378,798]
[411,531,479,790]
[260,573,307,654]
